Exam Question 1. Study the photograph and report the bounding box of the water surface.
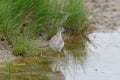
[0,29,120,80]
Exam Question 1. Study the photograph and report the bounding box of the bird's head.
[57,27,64,33]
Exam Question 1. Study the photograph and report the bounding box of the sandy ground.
[86,0,120,30]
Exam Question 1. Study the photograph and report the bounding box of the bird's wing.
[50,35,59,43]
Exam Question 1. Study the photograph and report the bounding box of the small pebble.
[94,69,98,71]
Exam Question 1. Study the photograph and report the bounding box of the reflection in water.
[0,57,52,80]
[62,36,91,80]
[64,36,90,66]
[51,57,66,80]
[0,36,91,80]
[50,71,65,80]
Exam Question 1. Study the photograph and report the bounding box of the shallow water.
[0,29,120,80]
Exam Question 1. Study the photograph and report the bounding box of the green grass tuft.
[0,0,89,56]
[12,35,41,56]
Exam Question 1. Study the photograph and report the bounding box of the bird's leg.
[55,52,61,71]
[55,53,58,71]
[57,53,60,70]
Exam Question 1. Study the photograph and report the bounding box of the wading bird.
[49,27,64,52]
[49,27,64,70]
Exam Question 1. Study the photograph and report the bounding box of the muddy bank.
[0,45,15,67]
